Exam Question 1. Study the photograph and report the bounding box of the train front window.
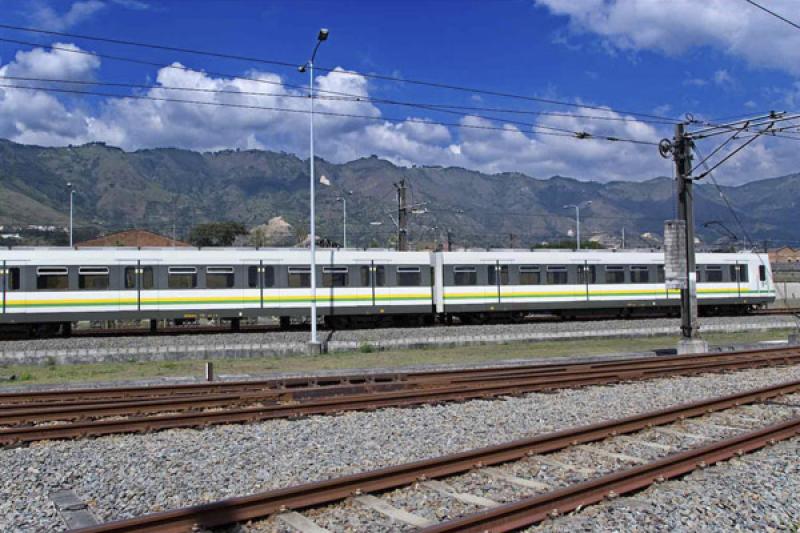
[168,267,197,289]
[36,267,69,290]
[488,265,509,285]
[546,266,568,285]
[453,266,477,285]
[519,266,540,285]
[630,265,650,284]
[322,267,348,287]
[288,267,311,288]
[397,266,421,286]
[79,267,109,290]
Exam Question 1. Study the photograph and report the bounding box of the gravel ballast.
[2,364,800,531]
[0,315,795,366]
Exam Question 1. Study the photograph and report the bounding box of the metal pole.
[342,196,347,248]
[575,205,581,250]
[674,122,697,340]
[308,60,318,346]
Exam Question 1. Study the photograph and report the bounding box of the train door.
[1,261,6,317]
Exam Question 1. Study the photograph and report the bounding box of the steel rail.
[69,378,800,533]
[4,345,799,407]
[3,349,800,440]
[423,416,800,532]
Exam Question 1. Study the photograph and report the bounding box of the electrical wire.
[0,23,681,123]
[742,0,800,31]
[0,82,661,145]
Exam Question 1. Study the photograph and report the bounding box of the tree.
[189,221,247,247]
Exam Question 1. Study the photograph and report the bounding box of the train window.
[288,267,311,288]
[168,267,197,289]
[397,266,421,286]
[546,266,568,285]
[705,265,723,283]
[657,265,665,283]
[207,267,235,289]
[79,267,109,290]
[453,266,477,286]
[519,265,540,285]
[36,267,69,290]
[577,265,596,284]
[605,265,625,284]
[488,265,509,285]
[630,265,650,284]
[732,264,748,283]
[322,266,348,287]
[5,267,20,290]
[759,265,766,282]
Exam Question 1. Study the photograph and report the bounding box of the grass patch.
[0,328,794,388]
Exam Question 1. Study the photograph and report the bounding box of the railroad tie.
[480,467,553,491]
[277,511,331,533]
[420,479,500,508]
[534,456,596,475]
[577,445,648,464]
[49,489,98,529]
[355,494,435,527]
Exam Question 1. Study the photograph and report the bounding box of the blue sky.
[1,0,799,183]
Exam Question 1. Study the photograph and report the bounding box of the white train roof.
[0,246,767,267]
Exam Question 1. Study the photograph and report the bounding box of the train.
[0,247,775,335]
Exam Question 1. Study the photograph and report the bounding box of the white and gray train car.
[0,247,774,334]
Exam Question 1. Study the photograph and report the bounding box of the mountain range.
[0,138,797,249]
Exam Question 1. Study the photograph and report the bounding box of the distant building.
[76,229,190,248]
[769,246,800,264]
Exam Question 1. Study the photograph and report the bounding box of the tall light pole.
[67,182,76,247]
[336,190,352,248]
[299,28,329,352]
[563,200,592,250]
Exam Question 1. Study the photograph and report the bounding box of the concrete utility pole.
[395,179,408,251]
[446,230,452,251]
[671,123,706,353]
[299,28,329,354]
[67,182,76,247]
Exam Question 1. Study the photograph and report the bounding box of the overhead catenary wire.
[0,22,681,123]
[742,0,800,31]
[0,37,678,130]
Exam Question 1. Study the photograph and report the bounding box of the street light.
[66,182,76,247]
[562,200,592,250]
[336,190,352,248]
[299,28,329,352]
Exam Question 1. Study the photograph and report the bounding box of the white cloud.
[0,42,796,184]
[536,0,800,76]
[30,0,105,31]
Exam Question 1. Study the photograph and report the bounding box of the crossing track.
[3,346,800,446]
[67,378,800,533]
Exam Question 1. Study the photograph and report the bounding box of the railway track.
[70,378,800,533]
[3,346,800,446]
